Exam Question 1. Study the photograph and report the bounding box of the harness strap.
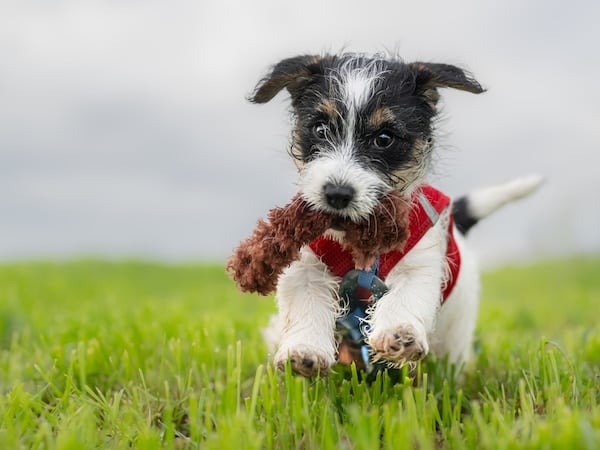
[308,185,461,302]
[357,256,379,290]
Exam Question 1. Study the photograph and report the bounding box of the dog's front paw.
[274,344,335,377]
[367,323,429,367]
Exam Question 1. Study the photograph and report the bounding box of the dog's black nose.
[324,183,354,210]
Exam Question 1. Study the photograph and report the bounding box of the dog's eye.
[373,132,394,149]
[313,122,329,140]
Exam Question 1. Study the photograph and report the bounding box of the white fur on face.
[299,58,389,221]
[336,58,385,149]
[299,147,387,222]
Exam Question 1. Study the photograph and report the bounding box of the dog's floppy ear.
[250,55,323,104]
[410,62,485,95]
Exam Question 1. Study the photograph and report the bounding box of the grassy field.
[0,258,598,449]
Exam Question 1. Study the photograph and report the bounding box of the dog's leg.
[273,247,339,376]
[366,211,449,367]
[428,232,480,368]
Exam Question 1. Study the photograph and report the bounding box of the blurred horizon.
[1,0,598,267]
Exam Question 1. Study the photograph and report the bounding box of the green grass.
[0,258,599,449]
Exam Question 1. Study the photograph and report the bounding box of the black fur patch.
[452,197,479,235]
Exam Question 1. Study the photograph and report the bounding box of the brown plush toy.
[227,192,411,295]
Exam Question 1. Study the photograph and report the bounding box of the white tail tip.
[506,174,545,200]
[468,174,545,220]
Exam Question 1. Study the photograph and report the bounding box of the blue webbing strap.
[337,256,384,373]
[357,256,380,290]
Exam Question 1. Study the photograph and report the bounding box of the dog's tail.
[453,174,544,235]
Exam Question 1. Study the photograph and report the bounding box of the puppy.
[250,53,542,376]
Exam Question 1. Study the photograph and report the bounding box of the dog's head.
[250,53,483,222]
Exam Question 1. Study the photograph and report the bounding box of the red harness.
[308,185,460,303]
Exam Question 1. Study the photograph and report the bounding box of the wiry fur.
[237,52,542,377]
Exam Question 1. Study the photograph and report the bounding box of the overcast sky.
[1,0,598,266]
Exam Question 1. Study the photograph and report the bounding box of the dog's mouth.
[328,212,375,232]
[299,178,396,226]
[308,192,390,229]
[330,217,349,231]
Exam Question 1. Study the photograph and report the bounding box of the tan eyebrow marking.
[368,107,395,129]
[317,99,340,119]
